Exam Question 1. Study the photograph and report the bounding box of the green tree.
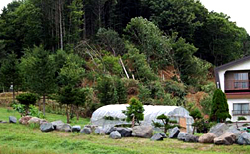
[16,93,38,115]
[209,89,231,122]
[190,108,202,134]
[0,52,21,101]
[20,46,56,116]
[152,114,178,133]
[123,97,144,127]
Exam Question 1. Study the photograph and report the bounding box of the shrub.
[123,97,144,127]
[152,114,178,133]
[16,93,39,115]
[209,89,231,122]
[200,95,212,115]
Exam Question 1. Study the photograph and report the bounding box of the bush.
[123,97,144,127]
[152,114,178,133]
[16,93,38,115]
[200,95,212,115]
[201,82,216,94]
[209,89,231,122]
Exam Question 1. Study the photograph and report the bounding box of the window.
[233,103,249,115]
[234,73,248,89]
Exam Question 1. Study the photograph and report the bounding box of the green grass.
[1,107,250,154]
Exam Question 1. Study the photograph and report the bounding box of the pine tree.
[209,89,231,122]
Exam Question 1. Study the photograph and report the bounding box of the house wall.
[218,60,250,92]
[228,98,250,122]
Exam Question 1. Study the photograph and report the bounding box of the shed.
[91,104,194,133]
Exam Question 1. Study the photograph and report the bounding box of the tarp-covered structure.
[91,104,194,133]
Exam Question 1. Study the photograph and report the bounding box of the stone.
[72,125,81,133]
[169,127,180,138]
[159,133,167,138]
[226,126,241,139]
[80,127,92,134]
[28,117,47,125]
[19,116,32,125]
[51,120,65,130]
[60,124,72,132]
[9,116,17,123]
[109,131,122,139]
[0,121,7,124]
[116,128,132,137]
[40,123,54,132]
[150,133,164,141]
[237,132,250,145]
[184,134,199,142]
[214,132,236,145]
[177,132,188,141]
[209,123,229,137]
[198,133,216,143]
[105,127,117,135]
[132,126,153,138]
[94,127,106,135]
[85,125,98,133]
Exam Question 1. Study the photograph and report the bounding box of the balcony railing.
[225,80,250,90]
[232,110,250,115]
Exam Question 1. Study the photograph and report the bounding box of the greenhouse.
[91,104,194,133]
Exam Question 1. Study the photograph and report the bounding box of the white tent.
[91,104,194,133]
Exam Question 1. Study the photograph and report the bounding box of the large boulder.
[72,126,81,133]
[214,132,236,145]
[109,131,122,139]
[80,127,92,134]
[105,127,117,135]
[209,123,229,137]
[184,134,199,142]
[9,116,17,123]
[94,127,106,135]
[226,126,241,139]
[40,123,54,132]
[151,133,165,141]
[198,133,216,143]
[116,128,132,137]
[0,120,7,124]
[169,127,180,138]
[132,126,153,138]
[28,117,47,125]
[237,132,250,145]
[19,116,32,125]
[51,120,64,130]
[177,132,188,141]
[60,124,72,132]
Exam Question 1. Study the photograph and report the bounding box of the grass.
[1,107,250,154]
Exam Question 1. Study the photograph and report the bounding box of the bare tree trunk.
[59,0,63,50]
[43,95,46,116]
[119,58,129,79]
[66,104,70,123]
[132,115,135,128]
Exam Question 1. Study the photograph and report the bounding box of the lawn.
[0,107,250,154]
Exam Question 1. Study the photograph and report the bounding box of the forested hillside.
[0,0,249,117]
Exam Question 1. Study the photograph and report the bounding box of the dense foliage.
[152,114,178,133]
[0,0,249,120]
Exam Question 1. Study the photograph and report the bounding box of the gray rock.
[40,123,54,132]
[60,124,72,132]
[237,132,250,145]
[85,125,98,133]
[132,126,153,138]
[28,117,47,125]
[9,116,17,123]
[169,127,180,138]
[72,125,81,133]
[198,133,216,143]
[105,127,117,135]
[80,127,92,134]
[177,132,188,141]
[227,126,241,139]
[214,132,236,145]
[209,123,229,137]
[94,127,106,135]
[116,128,132,137]
[159,133,167,138]
[0,120,7,123]
[51,120,65,130]
[151,133,164,141]
[184,134,199,142]
[109,131,122,139]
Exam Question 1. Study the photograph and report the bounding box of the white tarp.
[91,104,194,133]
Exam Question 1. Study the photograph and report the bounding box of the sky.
[0,0,249,34]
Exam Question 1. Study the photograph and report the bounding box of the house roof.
[214,55,250,88]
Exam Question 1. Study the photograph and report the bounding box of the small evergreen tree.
[190,108,202,134]
[16,93,38,115]
[123,97,144,127]
[152,114,178,133]
[209,89,231,122]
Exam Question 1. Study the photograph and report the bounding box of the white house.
[215,56,250,122]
